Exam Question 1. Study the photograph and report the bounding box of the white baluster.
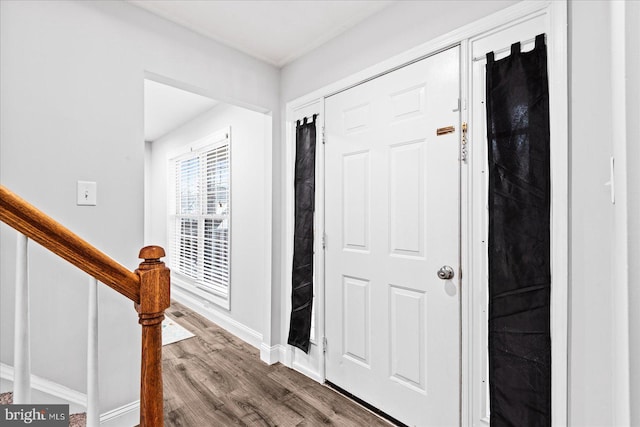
[13,233,31,403]
[86,277,100,427]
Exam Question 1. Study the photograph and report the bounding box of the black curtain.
[287,115,317,353]
[485,34,551,426]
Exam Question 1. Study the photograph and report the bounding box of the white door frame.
[282,2,568,425]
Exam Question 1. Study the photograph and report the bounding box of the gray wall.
[0,0,278,414]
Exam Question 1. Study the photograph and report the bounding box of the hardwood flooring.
[163,302,392,427]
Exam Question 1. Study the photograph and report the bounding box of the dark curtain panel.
[485,34,551,427]
[287,114,317,353]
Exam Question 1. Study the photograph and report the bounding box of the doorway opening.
[143,76,272,338]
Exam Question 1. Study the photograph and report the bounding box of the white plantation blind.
[170,133,230,306]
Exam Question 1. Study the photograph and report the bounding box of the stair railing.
[0,185,169,427]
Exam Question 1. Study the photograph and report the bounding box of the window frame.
[167,127,231,310]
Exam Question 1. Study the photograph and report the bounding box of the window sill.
[171,274,230,311]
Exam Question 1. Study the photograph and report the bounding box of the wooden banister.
[0,185,140,303]
[1,185,170,426]
[136,246,170,427]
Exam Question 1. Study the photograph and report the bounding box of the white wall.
[280,0,518,103]
[567,1,634,425]
[147,102,269,336]
[624,2,640,425]
[0,0,278,415]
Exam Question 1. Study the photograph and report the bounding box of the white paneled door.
[325,46,460,427]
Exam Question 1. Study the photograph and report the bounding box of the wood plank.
[163,302,392,427]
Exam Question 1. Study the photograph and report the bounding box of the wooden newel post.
[135,246,170,427]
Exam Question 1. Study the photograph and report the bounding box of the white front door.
[325,46,460,427]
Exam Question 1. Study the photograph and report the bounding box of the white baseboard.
[281,344,294,368]
[172,286,263,349]
[0,363,86,408]
[1,363,139,425]
[292,360,323,383]
[260,344,285,365]
[99,400,139,427]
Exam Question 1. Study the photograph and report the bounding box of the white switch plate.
[77,181,97,206]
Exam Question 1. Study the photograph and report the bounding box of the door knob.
[437,265,455,280]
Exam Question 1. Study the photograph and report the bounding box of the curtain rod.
[472,36,539,62]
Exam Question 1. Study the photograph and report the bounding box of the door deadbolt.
[437,265,455,280]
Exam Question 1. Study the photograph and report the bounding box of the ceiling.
[144,79,218,142]
[140,1,396,140]
[128,0,395,67]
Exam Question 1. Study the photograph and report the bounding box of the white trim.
[281,115,295,369]
[171,285,263,349]
[284,1,568,425]
[99,400,140,427]
[0,363,87,408]
[468,41,491,425]
[1,363,140,426]
[167,128,232,310]
[459,36,473,427]
[547,2,569,426]
[287,1,554,110]
[610,1,631,425]
[466,5,569,426]
[282,101,326,381]
[262,112,275,359]
[172,277,230,311]
[259,344,285,365]
[292,359,324,384]
[87,277,100,427]
[166,126,230,161]
[281,343,294,369]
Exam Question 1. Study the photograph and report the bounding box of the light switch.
[77,181,97,206]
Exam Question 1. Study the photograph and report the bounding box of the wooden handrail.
[0,185,140,303]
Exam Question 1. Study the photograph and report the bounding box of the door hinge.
[322,126,326,144]
[322,233,326,250]
[461,121,468,163]
[322,337,327,354]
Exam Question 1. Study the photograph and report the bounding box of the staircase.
[0,185,170,427]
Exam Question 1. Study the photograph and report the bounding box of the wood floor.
[163,302,392,427]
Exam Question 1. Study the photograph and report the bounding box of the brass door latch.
[436,126,456,136]
[461,122,468,162]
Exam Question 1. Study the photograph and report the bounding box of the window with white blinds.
[169,132,230,308]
